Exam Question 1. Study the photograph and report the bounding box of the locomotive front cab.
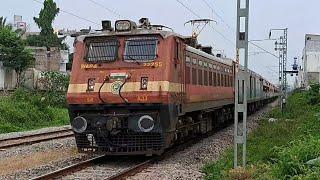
[67,20,181,155]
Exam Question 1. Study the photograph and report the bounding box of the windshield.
[124,37,158,62]
[86,39,119,62]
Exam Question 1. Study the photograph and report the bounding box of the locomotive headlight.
[140,77,148,90]
[71,116,88,133]
[87,78,95,92]
[115,20,131,31]
[138,115,154,132]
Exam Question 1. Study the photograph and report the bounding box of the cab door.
[174,39,186,114]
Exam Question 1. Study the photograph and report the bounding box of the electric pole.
[234,0,249,168]
[269,28,288,112]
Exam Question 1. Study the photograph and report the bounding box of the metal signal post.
[269,28,288,112]
[234,0,249,168]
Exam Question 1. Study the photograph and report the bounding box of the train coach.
[67,18,279,156]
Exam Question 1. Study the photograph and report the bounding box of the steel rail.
[0,129,74,149]
[107,136,204,180]
[31,155,106,180]
[107,159,154,180]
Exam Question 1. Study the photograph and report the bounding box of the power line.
[208,24,235,46]
[175,0,201,19]
[249,41,279,59]
[87,0,125,19]
[31,0,100,26]
[176,0,282,62]
[201,0,235,31]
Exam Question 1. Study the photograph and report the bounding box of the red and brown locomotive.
[67,18,278,155]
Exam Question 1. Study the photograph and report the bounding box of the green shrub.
[39,71,70,107]
[272,135,320,178]
[0,88,69,133]
[308,83,320,105]
[203,90,320,180]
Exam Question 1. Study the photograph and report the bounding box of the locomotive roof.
[76,28,186,42]
[76,29,234,65]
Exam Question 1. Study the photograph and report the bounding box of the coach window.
[186,56,191,63]
[192,58,197,65]
[204,70,208,86]
[209,71,213,86]
[198,69,203,85]
[192,67,197,85]
[186,66,191,84]
[216,73,220,87]
[222,74,225,87]
[198,60,203,66]
[203,62,208,86]
[226,75,229,87]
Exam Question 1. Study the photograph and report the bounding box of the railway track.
[30,136,203,180]
[0,128,74,149]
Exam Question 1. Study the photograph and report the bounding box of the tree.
[26,0,67,49]
[0,16,12,30]
[0,28,35,86]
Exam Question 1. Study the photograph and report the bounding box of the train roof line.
[186,46,233,66]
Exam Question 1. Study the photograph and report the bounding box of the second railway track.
[0,128,74,149]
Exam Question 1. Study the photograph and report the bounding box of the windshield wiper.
[126,55,140,65]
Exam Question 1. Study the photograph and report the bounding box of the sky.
[2,0,320,86]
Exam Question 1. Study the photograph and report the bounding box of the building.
[28,46,69,73]
[302,34,320,87]
[0,47,69,90]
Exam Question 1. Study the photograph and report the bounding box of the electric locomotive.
[67,18,278,155]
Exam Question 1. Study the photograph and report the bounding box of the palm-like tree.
[0,17,12,30]
[0,17,7,29]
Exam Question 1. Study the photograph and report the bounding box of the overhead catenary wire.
[87,0,125,19]
[249,41,279,59]
[200,0,280,61]
[31,0,100,26]
[200,0,235,32]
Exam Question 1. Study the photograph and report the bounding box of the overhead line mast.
[234,0,249,168]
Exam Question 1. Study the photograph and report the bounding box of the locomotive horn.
[139,18,150,27]
[102,20,113,31]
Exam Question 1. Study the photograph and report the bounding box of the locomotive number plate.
[143,62,163,68]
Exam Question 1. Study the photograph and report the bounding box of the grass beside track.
[0,89,69,134]
[203,90,320,179]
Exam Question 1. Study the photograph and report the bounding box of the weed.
[203,91,320,179]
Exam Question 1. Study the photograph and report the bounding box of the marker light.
[140,77,148,90]
[87,78,95,92]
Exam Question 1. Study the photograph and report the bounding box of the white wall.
[305,51,320,73]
